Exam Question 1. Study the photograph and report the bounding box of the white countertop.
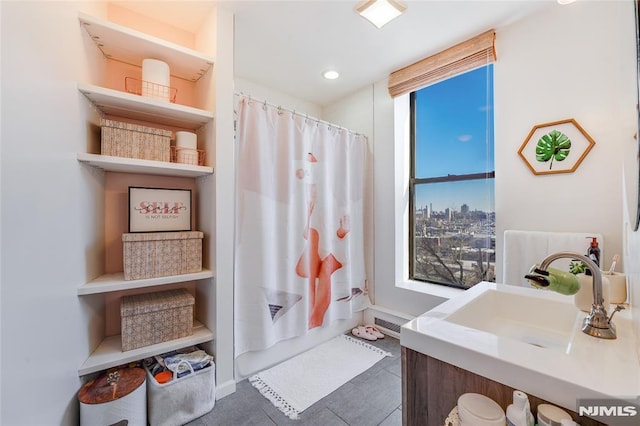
[400,282,640,412]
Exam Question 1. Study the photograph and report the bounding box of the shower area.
[233,88,376,378]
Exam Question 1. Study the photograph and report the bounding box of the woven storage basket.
[123,231,203,281]
[101,118,171,162]
[121,289,194,351]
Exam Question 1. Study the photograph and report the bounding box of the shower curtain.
[234,96,368,356]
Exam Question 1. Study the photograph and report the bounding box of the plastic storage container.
[78,367,146,426]
[457,393,506,426]
[537,403,572,426]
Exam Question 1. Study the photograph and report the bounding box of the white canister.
[142,59,170,101]
[457,393,506,426]
[574,272,610,312]
[79,367,147,426]
[603,271,627,304]
[176,131,198,149]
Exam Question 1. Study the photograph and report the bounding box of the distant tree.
[414,234,493,287]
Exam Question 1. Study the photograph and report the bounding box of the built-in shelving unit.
[77,12,217,377]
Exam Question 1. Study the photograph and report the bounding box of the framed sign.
[128,187,192,232]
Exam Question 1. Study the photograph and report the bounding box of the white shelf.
[79,83,213,129]
[77,152,213,177]
[78,269,215,296]
[78,321,214,376]
[79,13,214,82]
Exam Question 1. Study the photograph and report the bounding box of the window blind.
[388,29,496,98]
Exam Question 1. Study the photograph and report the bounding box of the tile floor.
[187,334,402,426]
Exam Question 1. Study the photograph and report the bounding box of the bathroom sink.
[443,286,579,351]
[401,281,640,413]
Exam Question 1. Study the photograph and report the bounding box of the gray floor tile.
[325,369,402,426]
[381,356,401,377]
[278,407,350,426]
[189,334,401,426]
[378,408,402,426]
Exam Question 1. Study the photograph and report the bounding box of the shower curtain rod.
[234,91,367,138]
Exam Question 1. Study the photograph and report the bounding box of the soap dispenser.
[586,237,600,273]
[506,390,534,426]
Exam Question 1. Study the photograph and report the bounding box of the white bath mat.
[249,334,392,419]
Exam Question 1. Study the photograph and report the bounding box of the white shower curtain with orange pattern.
[234,96,367,356]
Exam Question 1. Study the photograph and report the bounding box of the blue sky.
[414,65,495,213]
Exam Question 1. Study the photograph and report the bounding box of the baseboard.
[215,379,237,399]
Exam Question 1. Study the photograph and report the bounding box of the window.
[409,65,495,289]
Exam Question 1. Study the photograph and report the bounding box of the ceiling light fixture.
[323,70,340,80]
[357,0,406,29]
[557,0,577,4]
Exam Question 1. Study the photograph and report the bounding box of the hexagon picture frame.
[518,118,596,175]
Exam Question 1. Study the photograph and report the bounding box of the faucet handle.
[608,304,625,324]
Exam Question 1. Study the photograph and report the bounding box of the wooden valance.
[388,29,496,97]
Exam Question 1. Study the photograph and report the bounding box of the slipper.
[351,326,377,341]
[365,325,384,339]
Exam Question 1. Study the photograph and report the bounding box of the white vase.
[574,272,610,313]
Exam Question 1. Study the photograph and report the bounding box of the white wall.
[624,213,640,359]
[235,77,322,118]
[323,1,637,318]
[494,0,636,281]
[1,1,106,424]
[211,4,237,398]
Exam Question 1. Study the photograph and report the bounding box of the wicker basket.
[121,289,194,351]
[123,231,203,281]
[101,118,171,162]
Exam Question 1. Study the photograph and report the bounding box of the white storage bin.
[78,367,147,426]
[145,360,215,426]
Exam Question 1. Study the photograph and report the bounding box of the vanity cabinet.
[76,13,217,377]
[401,347,606,426]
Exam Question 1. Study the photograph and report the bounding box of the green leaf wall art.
[535,130,572,170]
[518,118,595,176]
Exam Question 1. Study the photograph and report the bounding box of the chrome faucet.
[532,251,624,339]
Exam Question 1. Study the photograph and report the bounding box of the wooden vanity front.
[401,347,607,426]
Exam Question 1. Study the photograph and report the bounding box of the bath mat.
[249,334,392,419]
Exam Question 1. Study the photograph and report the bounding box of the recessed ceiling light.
[323,70,340,80]
[557,0,577,4]
[357,0,406,29]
